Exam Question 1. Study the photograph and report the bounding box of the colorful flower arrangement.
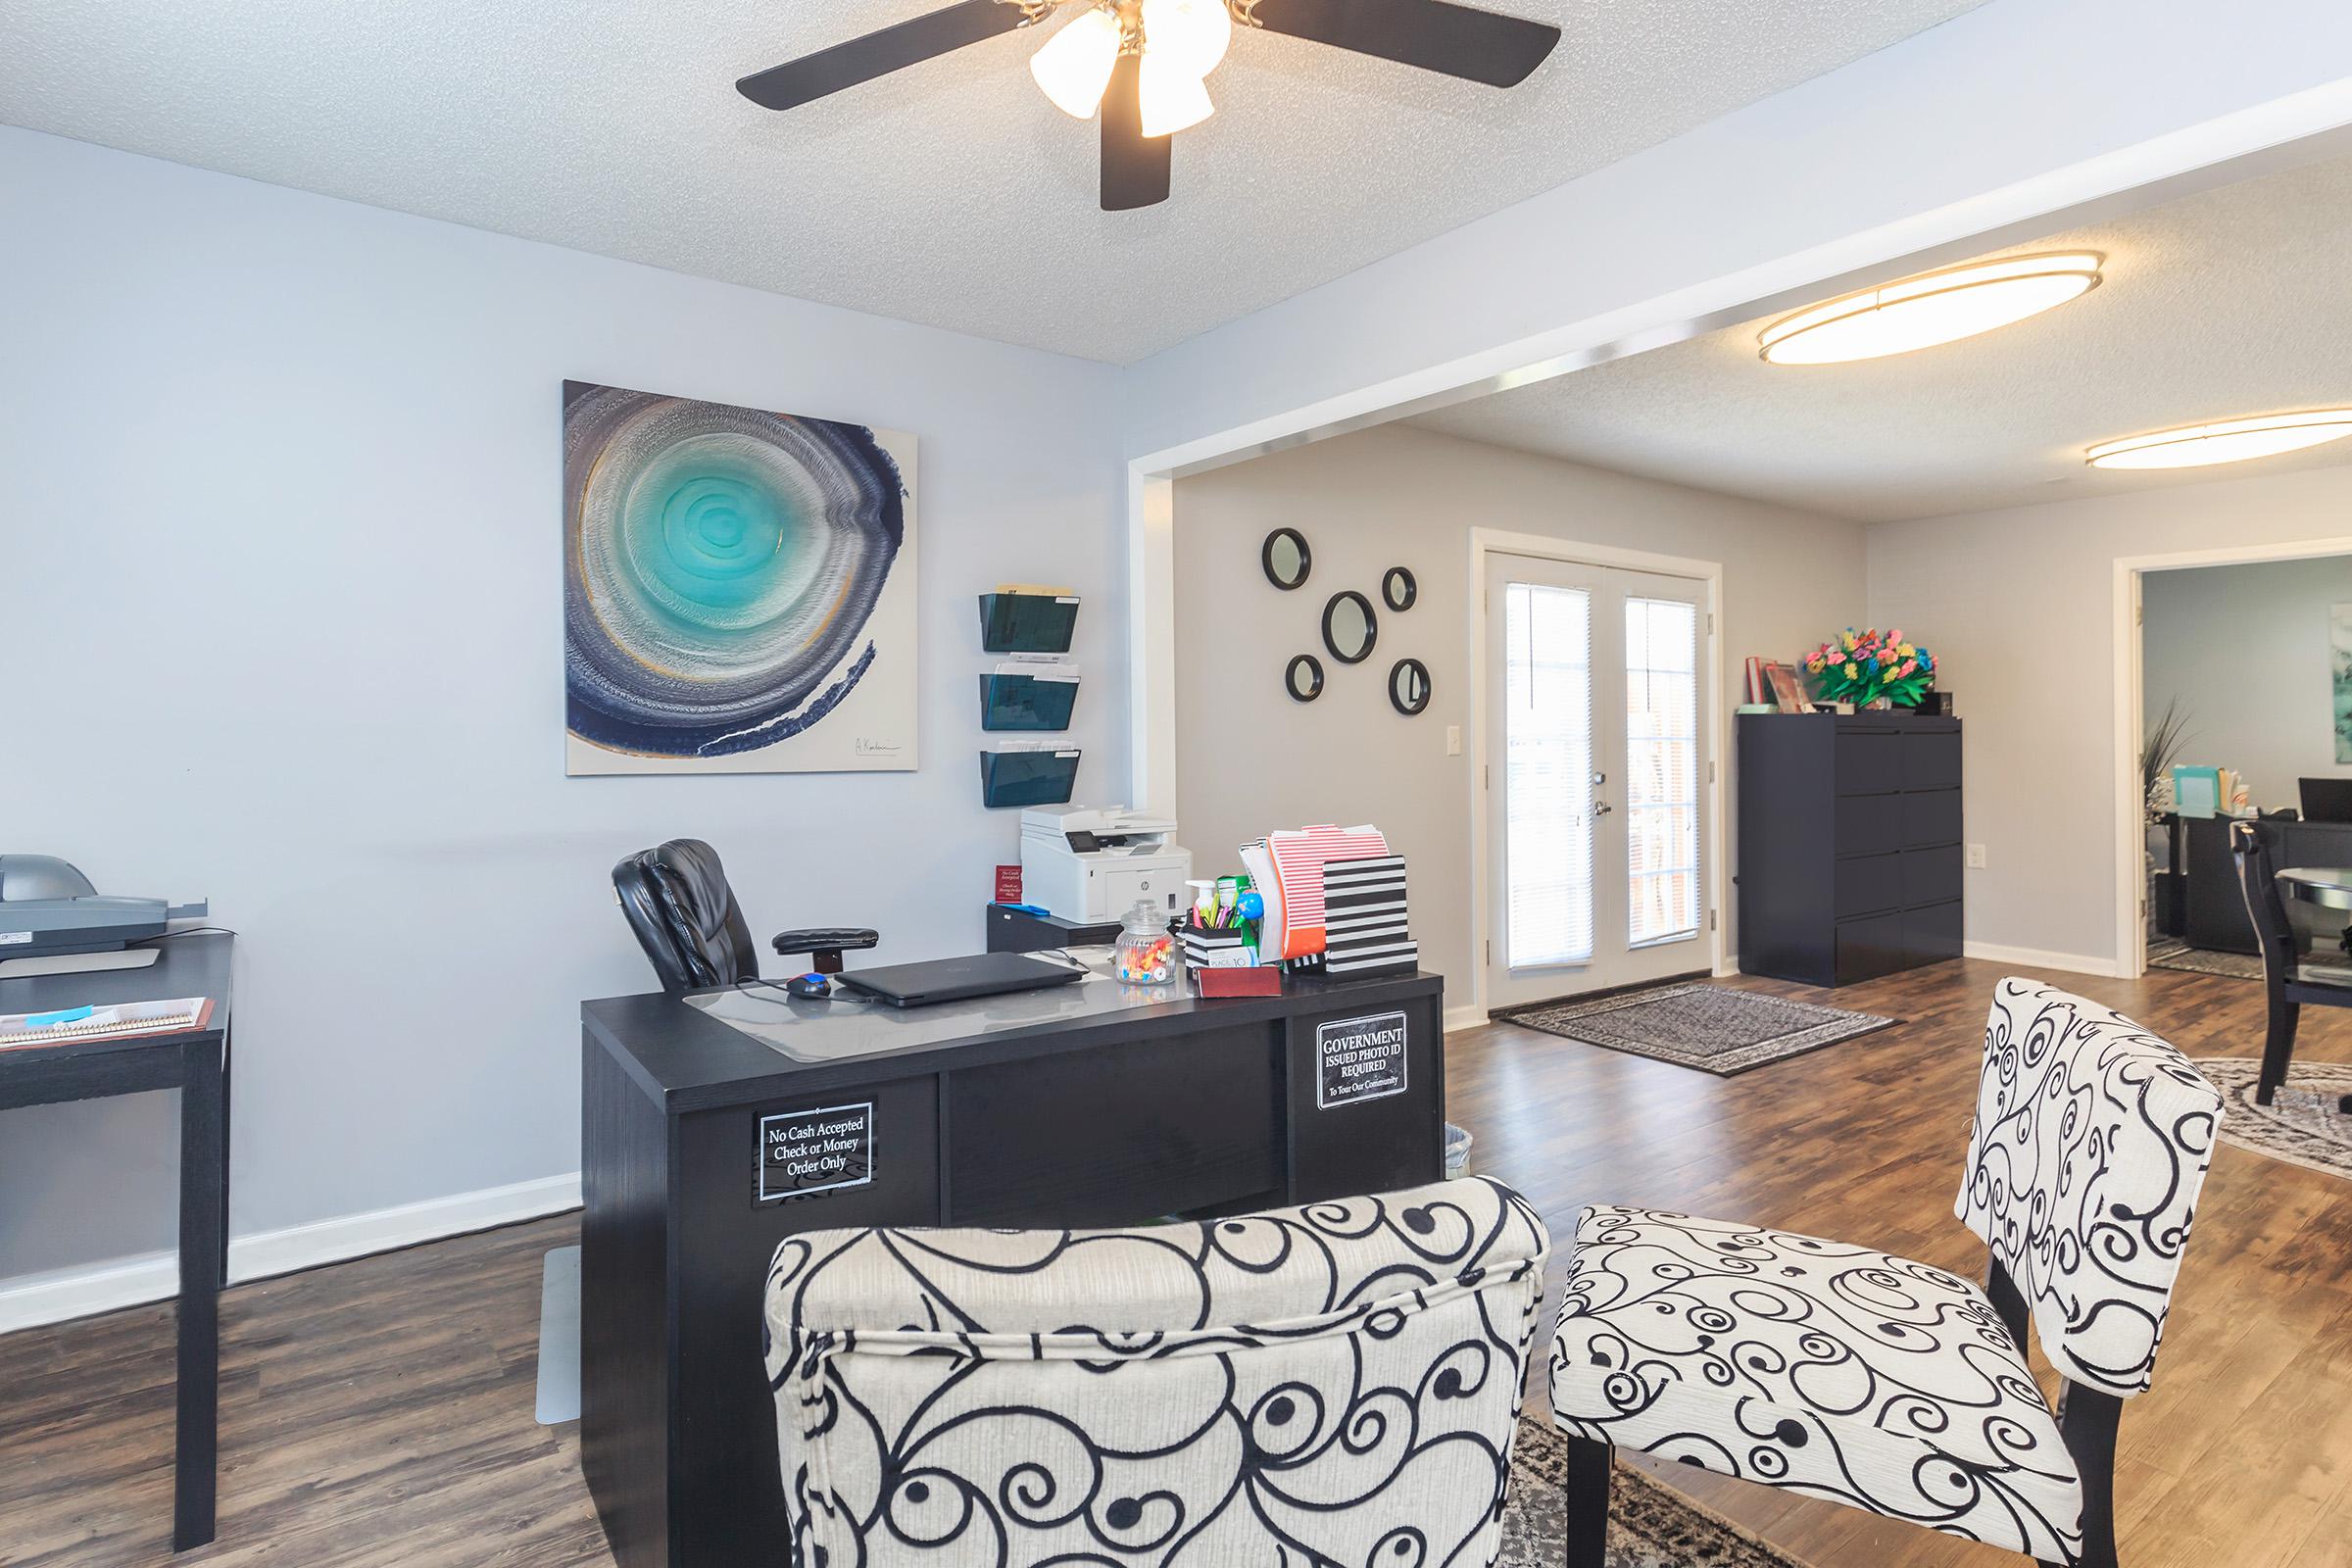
[1805,626,1936,708]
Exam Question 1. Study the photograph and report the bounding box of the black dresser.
[1736,713,1964,987]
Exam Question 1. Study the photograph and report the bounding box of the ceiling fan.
[737,0,1561,212]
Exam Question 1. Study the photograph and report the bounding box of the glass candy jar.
[1112,902,1178,985]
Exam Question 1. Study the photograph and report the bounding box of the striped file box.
[1320,855,1417,977]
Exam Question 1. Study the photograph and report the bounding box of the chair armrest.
[764,1175,1548,1369]
[771,928,879,956]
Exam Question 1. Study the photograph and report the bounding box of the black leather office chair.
[2230,819,2352,1111]
[612,839,876,993]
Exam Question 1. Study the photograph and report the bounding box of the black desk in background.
[579,964,1446,1568]
[2179,815,2352,954]
[0,933,232,1551]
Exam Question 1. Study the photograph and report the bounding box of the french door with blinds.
[1483,553,1710,1009]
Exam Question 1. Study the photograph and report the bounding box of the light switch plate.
[1446,725,1463,757]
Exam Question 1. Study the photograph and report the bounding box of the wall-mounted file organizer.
[980,743,1081,808]
[979,587,1080,654]
[980,659,1080,731]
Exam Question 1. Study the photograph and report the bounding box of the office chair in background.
[612,838,876,993]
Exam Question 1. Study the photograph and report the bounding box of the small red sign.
[994,864,1022,905]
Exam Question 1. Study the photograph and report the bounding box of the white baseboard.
[0,1171,581,1336]
[1443,1004,1489,1033]
[1961,941,2121,979]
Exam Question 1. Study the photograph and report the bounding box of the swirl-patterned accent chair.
[1548,980,2222,1568]
[763,1175,1550,1567]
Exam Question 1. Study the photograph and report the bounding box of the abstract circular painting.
[563,381,916,774]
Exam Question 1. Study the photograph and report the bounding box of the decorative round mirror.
[1260,528,1312,591]
[1320,591,1377,664]
[1388,658,1432,716]
[1284,653,1325,703]
[1382,566,1417,612]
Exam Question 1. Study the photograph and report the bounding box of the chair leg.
[2057,1382,2123,1568]
[2257,996,2299,1106]
[1561,1435,1611,1568]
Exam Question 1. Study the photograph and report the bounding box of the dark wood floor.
[3,956,2348,1566]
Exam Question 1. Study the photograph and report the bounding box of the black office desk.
[0,934,231,1551]
[2180,815,2352,954]
[579,963,1446,1568]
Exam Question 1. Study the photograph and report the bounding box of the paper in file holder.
[981,742,1081,808]
[980,658,1080,731]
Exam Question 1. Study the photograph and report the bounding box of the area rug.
[2195,1057,2352,1181]
[1499,1417,1804,1566]
[1496,984,1896,1077]
[2147,938,2265,981]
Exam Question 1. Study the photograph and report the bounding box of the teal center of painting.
[616,435,821,638]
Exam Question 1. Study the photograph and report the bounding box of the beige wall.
[1867,462,2352,969]
[1172,423,1869,1005]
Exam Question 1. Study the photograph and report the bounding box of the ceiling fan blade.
[737,1,1033,111]
[1244,0,1559,87]
[1100,53,1172,212]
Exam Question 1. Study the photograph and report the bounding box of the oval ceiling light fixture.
[2085,410,2352,470]
[1758,252,2104,366]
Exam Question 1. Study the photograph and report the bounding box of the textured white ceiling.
[0,0,1986,364]
[1409,152,2352,520]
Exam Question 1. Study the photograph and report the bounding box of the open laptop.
[2301,777,2352,823]
[834,951,1087,1008]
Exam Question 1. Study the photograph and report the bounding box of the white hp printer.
[1019,806,1193,923]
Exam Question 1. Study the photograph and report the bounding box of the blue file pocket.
[979,670,1079,731]
[979,592,1079,654]
[981,748,1081,808]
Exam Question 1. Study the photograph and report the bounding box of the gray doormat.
[1501,1418,1804,1566]
[535,1245,580,1425]
[1495,984,1895,1077]
[2147,938,2265,981]
[2196,1057,2352,1181]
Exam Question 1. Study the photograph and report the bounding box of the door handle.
[1593,800,1615,816]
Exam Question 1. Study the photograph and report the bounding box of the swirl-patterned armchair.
[762,1175,1550,1567]
[1547,979,2223,1568]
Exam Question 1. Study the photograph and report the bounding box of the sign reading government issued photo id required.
[1316,1011,1408,1108]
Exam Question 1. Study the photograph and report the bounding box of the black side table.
[0,933,232,1550]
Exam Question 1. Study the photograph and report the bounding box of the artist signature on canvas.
[855,738,903,756]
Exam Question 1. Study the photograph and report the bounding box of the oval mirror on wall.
[1261,528,1312,591]
[1382,566,1417,612]
[1389,659,1432,715]
[1321,591,1377,664]
[1284,653,1325,703]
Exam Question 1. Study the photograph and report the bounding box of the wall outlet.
[1445,725,1463,757]
[1966,843,1987,869]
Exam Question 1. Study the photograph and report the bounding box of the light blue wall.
[0,125,1125,1292]
[2144,554,2352,813]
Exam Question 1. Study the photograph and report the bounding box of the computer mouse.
[785,972,833,1000]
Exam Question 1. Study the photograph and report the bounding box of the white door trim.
[1468,529,1728,1019]
[2109,532,2352,980]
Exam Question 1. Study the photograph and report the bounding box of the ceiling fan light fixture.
[1138,51,1214,136]
[1030,4,1123,119]
[1757,252,2105,366]
[1141,0,1233,77]
[2085,410,2352,470]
